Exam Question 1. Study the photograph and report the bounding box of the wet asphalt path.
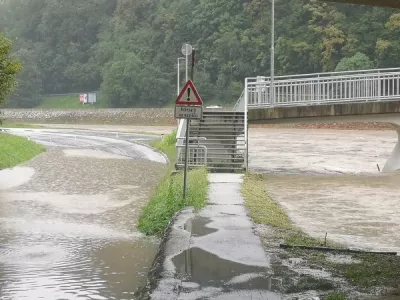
[0,128,167,299]
[4,128,167,164]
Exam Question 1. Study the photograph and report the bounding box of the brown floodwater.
[249,128,400,254]
[0,148,166,299]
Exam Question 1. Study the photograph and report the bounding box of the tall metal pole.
[183,49,196,200]
[183,114,190,200]
[177,58,185,96]
[177,58,180,96]
[270,0,275,105]
[185,44,189,82]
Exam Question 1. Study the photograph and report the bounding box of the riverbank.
[242,173,400,299]
[2,108,398,131]
[0,133,45,169]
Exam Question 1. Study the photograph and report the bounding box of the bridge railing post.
[244,78,249,172]
[378,71,381,101]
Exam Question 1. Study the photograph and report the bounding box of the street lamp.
[177,57,185,96]
[270,0,275,105]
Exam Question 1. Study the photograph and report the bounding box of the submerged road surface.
[0,129,167,299]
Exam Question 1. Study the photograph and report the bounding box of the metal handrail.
[245,67,400,108]
[176,145,208,167]
[246,67,400,82]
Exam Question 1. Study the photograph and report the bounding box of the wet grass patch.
[148,130,177,163]
[324,292,347,300]
[0,133,45,169]
[242,172,400,298]
[138,168,209,237]
[286,277,334,293]
[37,95,108,109]
[140,130,208,237]
[334,253,400,289]
[1,122,42,129]
[242,173,295,231]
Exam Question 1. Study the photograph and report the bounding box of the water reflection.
[0,148,165,299]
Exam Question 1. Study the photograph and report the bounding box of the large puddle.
[171,215,281,300]
[0,148,166,299]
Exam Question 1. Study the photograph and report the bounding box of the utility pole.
[270,0,275,105]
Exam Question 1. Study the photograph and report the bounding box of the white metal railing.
[245,67,400,108]
[176,145,208,168]
[175,118,186,164]
[234,89,248,171]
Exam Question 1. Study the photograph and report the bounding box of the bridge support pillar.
[383,124,400,173]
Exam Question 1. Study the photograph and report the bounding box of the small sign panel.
[79,94,87,104]
[88,92,97,104]
[175,105,203,119]
[175,80,203,106]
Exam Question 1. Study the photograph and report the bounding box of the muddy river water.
[249,128,400,253]
[0,130,167,299]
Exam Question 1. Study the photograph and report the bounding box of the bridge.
[176,67,400,173]
[240,67,400,173]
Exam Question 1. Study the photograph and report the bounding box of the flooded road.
[249,128,400,253]
[0,129,167,299]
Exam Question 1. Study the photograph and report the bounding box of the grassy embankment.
[0,133,45,169]
[138,131,209,237]
[37,95,108,109]
[242,173,400,299]
[1,122,42,128]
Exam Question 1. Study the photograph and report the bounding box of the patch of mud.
[0,167,35,190]
[325,254,361,265]
[63,148,130,160]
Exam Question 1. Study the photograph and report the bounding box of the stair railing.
[176,118,187,166]
[234,87,248,172]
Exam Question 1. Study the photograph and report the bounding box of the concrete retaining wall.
[248,101,400,124]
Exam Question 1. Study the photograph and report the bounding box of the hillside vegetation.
[0,0,399,108]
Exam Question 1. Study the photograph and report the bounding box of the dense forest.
[0,0,399,108]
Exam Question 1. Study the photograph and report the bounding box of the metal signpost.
[175,47,203,199]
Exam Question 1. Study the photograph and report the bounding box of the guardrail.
[176,145,208,168]
[245,67,400,108]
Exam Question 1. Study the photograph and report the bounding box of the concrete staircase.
[176,110,247,172]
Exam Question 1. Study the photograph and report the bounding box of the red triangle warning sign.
[175,80,203,106]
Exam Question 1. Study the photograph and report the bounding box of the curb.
[132,139,170,165]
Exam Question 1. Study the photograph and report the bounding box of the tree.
[335,52,374,71]
[0,33,22,106]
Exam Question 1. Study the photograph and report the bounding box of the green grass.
[37,95,108,109]
[242,172,400,297]
[139,130,209,237]
[0,133,45,169]
[286,277,334,293]
[336,253,400,288]
[324,292,347,300]
[148,130,177,163]
[242,173,337,247]
[138,168,209,237]
[0,122,42,129]
[242,173,296,231]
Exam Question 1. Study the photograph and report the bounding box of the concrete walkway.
[149,174,281,300]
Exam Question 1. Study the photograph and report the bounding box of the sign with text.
[175,105,203,119]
